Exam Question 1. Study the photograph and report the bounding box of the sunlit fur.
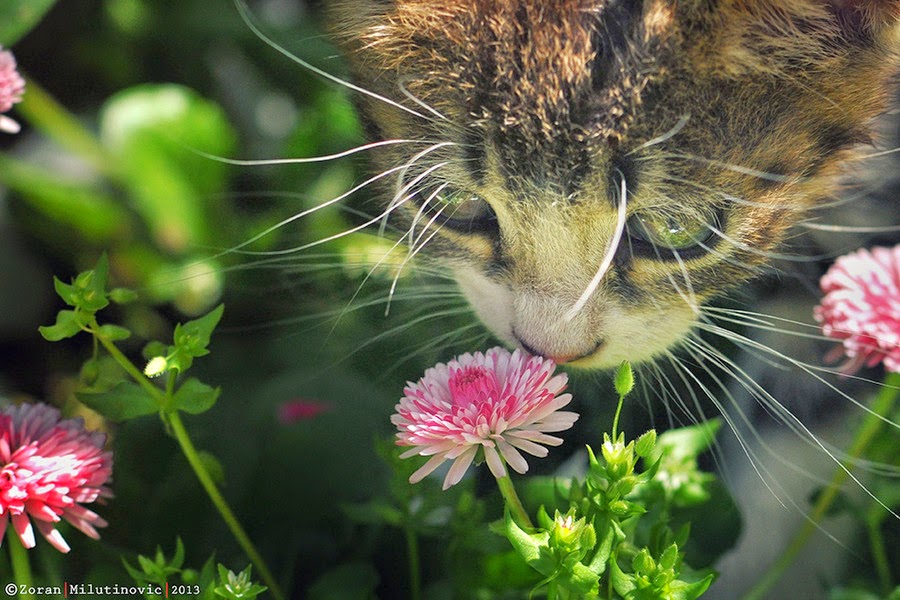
[325,0,900,368]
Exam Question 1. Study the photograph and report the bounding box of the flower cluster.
[0,403,113,552]
[814,245,900,373]
[0,46,25,134]
[392,347,577,489]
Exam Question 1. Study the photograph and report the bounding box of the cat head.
[327,0,900,368]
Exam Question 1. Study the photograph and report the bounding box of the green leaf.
[610,556,637,597]
[0,155,130,242]
[169,304,224,372]
[39,309,82,341]
[76,381,159,422]
[109,287,139,304]
[0,0,59,46]
[307,563,378,600]
[670,573,716,600]
[635,429,657,458]
[654,419,722,462]
[53,277,79,306]
[558,562,601,596]
[99,85,237,254]
[171,378,220,415]
[198,451,226,487]
[98,323,131,341]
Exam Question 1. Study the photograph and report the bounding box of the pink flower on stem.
[277,399,331,424]
[0,403,113,553]
[0,46,25,134]
[392,347,578,490]
[814,245,900,374]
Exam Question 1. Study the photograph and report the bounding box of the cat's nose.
[514,333,602,365]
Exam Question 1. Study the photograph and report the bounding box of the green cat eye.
[630,211,715,252]
[427,188,495,228]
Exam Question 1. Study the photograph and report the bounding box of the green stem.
[6,528,35,600]
[404,526,422,600]
[16,76,117,179]
[93,329,285,600]
[495,475,534,529]
[866,508,892,596]
[611,392,625,440]
[168,412,284,600]
[93,330,166,404]
[741,371,900,600]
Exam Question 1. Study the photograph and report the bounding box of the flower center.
[448,366,498,408]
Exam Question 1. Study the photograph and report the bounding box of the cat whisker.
[381,142,457,235]
[627,113,691,154]
[565,174,629,321]
[648,151,796,186]
[234,0,433,122]
[696,319,900,449]
[398,77,450,121]
[185,138,438,167]
[665,347,789,506]
[385,195,453,316]
[799,221,900,234]
[705,223,836,263]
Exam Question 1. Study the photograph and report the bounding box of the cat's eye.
[417,186,497,233]
[627,209,720,258]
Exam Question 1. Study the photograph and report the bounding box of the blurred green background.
[2,1,895,599]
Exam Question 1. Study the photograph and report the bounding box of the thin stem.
[741,371,900,600]
[611,392,625,440]
[93,328,166,405]
[495,475,534,529]
[866,507,892,596]
[167,412,284,600]
[92,328,285,600]
[17,76,117,179]
[6,528,35,600]
[404,526,422,600]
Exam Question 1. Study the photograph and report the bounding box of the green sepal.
[76,381,159,421]
[171,378,220,414]
[74,253,110,312]
[98,323,131,341]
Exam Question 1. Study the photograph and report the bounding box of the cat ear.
[827,0,900,37]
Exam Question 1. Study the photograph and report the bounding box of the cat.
[323,0,900,372]
[241,0,900,596]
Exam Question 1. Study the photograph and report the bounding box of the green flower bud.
[144,356,169,378]
[614,361,634,397]
[634,429,657,458]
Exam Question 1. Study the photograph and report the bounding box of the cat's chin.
[454,266,697,370]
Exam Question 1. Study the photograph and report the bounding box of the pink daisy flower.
[277,399,331,424]
[0,46,25,134]
[392,347,578,490]
[0,403,113,553]
[814,245,900,374]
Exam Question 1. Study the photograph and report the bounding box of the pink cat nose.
[514,334,603,365]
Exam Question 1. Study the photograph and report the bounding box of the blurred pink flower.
[392,347,578,490]
[814,245,900,374]
[0,403,113,553]
[0,47,25,134]
[277,399,331,424]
